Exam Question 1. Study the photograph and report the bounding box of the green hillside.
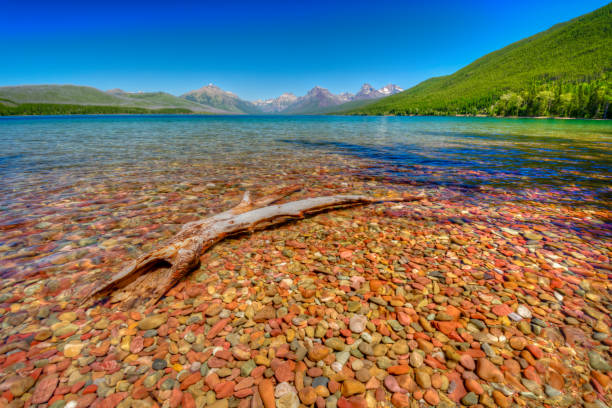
[0,85,222,115]
[181,85,261,114]
[110,91,223,112]
[182,92,261,114]
[345,3,612,118]
[281,98,379,115]
[0,104,193,116]
[319,99,380,115]
[0,85,125,105]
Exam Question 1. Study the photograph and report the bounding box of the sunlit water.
[0,115,610,280]
[2,115,610,204]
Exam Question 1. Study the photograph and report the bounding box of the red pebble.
[169,388,182,408]
[526,344,543,359]
[82,384,97,394]
[213,381,235,399]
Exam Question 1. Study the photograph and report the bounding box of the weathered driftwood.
[85,186,423,309]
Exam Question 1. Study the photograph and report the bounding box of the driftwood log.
[85,186,423,309]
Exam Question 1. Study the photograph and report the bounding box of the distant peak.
[379,84,403,94]
[186,83,238,97]
[307,86,330,95]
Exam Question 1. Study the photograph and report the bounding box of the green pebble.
[241,360,256,377]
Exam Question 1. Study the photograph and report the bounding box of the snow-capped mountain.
[252,93,298,113]
[354,83,404,100]
[279,83,404,114]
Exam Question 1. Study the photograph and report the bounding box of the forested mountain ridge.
[344,3,611,118]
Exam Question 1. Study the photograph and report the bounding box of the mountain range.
[252,83,403,114]
[0,82,402,115]
[177,82,403,114]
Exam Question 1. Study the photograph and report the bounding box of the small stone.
[588,351,611,371]
[241,360,256,377]
[63,342,84,358]
[8,376,35,397]
[53,323,78,337]
[509,336,527,350]
[298,386,317,405]
[522,231,542,241]
[384,375,403,393]
[59,311,77,322]
[516,305,532,319]
[277,392,300,408]
[461,392,479,406]
[391,393,411,407]
[459,354,475,371]
[205,303,222,317]
[275,382,297,398]
[341,379,365,396]
[544,384,562,397]
[415,369,431,389]
[391,340,409,355]
[325,338,345,351]
[424,389,440,405]
[464,379,483,395]
[35,328,52,341]
[138,314,168,330]
[492,390,511,408]
[308,344,330,361]
[31,374,58,404]
[409,351,423,368]
[253,306,275,323]
[349,315,367,333]
[388,320,403,332]
[153,359,167,370]
[508,312,522,322]
[356,368,371,382]
[476,358,503,383]
[275,361,295,383]
[491,304,512,317]
[397,374,416,392]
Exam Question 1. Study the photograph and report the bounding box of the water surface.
[1,115,610,206]
[0,115,610,279]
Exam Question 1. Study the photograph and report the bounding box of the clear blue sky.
[1,0,608,100]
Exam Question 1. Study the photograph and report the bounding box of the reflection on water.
[279,130,612,205]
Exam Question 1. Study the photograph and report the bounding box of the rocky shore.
[0,176,610,408]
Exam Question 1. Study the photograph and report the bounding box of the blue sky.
[1,0,608,100]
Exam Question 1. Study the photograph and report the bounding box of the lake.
[0,115,611,408]
[0,115,610,280]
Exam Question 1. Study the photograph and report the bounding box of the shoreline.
[1,112,610,120]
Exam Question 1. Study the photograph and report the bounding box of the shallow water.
[1,115,611,204]
[0,115,610,280]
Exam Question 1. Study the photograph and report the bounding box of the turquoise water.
[1,115,610,206]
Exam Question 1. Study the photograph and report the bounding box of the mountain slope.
[253,93,298,113]
[353,83,403,100]
[311,99,381,115]
[0,85,127,105]
[106,90,228,113]
[281,86,344,114]
[281,84,403,114]
[346,4,612,118]
[181,84,261,114]
[0,85,225,114]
